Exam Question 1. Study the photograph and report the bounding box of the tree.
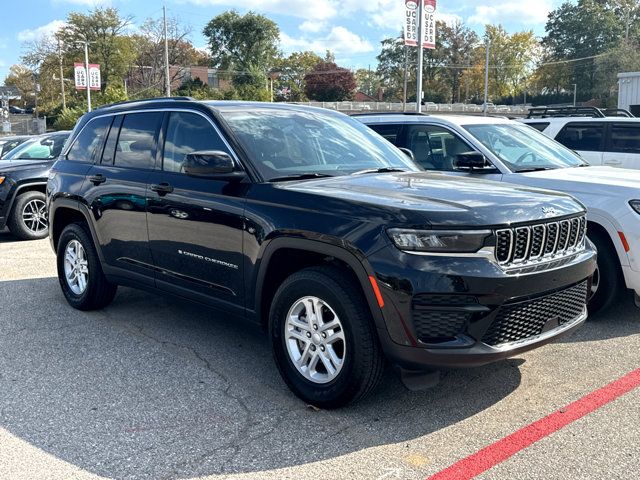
[439,21,479,103]
[594,40,640,106]
[4,65,35,107]
[304,61,356,101]
[272,51,322,101]
[57,7,135,88]
[203,10,279,89]
[355,69,381,98]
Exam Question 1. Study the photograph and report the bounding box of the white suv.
[356,113,640,313]
[521,117,640,170]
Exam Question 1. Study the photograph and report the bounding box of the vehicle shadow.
[0,277,523,479]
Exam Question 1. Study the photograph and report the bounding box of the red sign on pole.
[404,0,437,49]
[74,63,101,91]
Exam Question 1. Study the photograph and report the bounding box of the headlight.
[388,229,492,253]
[629,200,640,215]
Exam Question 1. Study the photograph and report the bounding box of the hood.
[515,166,640,195]
[0,159,53,174]
[279,172,584,228]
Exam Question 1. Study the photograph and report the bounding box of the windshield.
[220,108,419,181]
[463,123,587,172]
[4,134,69,160]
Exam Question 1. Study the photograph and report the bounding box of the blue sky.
[0,0,564,80]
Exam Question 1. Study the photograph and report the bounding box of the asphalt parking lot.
[1,230,639,480]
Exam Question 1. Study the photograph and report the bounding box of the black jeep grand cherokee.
[47,99,596,407]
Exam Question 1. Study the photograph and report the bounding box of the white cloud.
[52,0,111,5]
[299,20,327,33]
[17,20,67,42]
[186,0,336,20]
[280,26,373,56]
[437,12,463,27]
[469,1,553,26]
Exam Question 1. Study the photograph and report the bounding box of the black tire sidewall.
[588,232,622,314]
[270,268,376,407]
[9,191,48,240]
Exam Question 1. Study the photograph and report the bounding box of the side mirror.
[454,151,489,171]
[183,150,245,180]
[398,147,415,162]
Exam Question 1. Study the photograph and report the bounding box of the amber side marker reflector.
[619,231,630,252]
[368,275,385,308]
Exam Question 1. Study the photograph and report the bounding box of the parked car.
[0,135,31,159]
[0,131,70,239]
[356,113,639,313]
[48,99,595,407]
[9,106,25,114]
[520,116,640,170]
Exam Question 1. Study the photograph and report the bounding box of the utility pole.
[84,41,91,112]
[57,38,66,109]
[415,0,424,113]
[572,83,577,106]
[163,5,171,97]
[402,44,408,112]
[483,37,490,116]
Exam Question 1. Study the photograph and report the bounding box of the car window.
[0,139,24,159]
[525,122,550,132]
[67,116,113,163]
[220,109,417,180]
[3,134,69,160]
[113,112,163,170]
[163,111,230,173]
[610,124,640,154]
[405,124,476,171]
[368,124,402,144]
[555,123,604,152]
[464,123,586,171]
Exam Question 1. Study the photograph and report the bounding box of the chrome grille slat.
[495,215,586,268]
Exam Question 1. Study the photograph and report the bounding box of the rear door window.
[67,116,113,163]
[610,123,640,153]
[113,112,163,170]
[555,123,605,152]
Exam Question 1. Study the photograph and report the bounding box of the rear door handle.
[88,174,106,185]
[150,183,174,195]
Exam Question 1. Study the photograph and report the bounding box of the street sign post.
[404,0,437,113]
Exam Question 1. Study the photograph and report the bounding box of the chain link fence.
[1,114,47,136]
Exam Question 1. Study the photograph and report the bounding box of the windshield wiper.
[351,167,409,175]
[268,173,335,182]
[514,167,557,173]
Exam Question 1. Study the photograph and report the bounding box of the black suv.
[0,131,70,239]
[47,99,596,407]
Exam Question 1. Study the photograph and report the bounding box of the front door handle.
[603,159,622,166]
[150,183,174,195]
[88,174,106,185]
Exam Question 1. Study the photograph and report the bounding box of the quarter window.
[610,124,640,153]
[113,112,163,170]
[555,123,604,152]
[163,112,229,173]
[525,122,550,132]
[67,116,112,163]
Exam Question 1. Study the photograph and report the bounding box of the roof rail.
[350,112,428,117]
[96,96,195,110]
[602,108,635,118]
[526,106,606,119]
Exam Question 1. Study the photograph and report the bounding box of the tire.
[56,222,117,311]
[7,190,49,240]
[269,266,384,408]
[588,230,623,315]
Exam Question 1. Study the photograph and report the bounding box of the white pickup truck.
[356,113,640,312]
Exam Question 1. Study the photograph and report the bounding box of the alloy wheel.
[63,239,89,295]
[22,198,47,234]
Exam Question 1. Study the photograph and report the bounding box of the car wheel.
[8,191,49,240]
[588,230,623,315]
[269,266,384,408]
[57,223,117,311]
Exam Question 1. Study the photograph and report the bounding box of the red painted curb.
[427,368,640,480]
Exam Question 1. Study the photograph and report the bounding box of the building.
[617,72,640,115]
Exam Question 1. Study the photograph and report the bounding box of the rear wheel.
[7,191,48,240]
[588,230,623,315]
[270,266,384,408]
[57,223,117,310]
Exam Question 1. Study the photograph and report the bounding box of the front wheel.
[588,231,623,315]
[57,223,117,311]
[269,266,384,408]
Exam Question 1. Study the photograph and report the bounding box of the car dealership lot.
[1,231,638,480]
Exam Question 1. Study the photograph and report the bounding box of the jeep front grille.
[495,216,586,267]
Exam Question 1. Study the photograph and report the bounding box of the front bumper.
[367,245,596,370]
